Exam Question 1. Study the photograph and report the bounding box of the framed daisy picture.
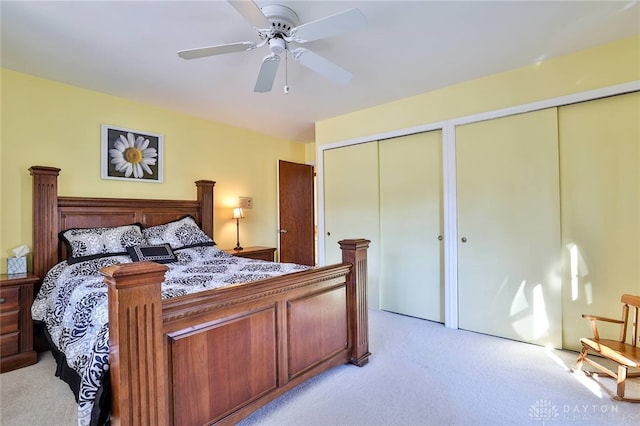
[101,124,163,183]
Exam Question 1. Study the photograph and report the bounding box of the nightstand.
[224,247,276,262]
[1,273,38,373]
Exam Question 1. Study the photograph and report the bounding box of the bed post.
[195,180,215,240]
[339,238,371,367]
[100,262,169,426]
[29,166,61,289]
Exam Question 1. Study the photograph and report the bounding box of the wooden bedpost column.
[196,180,215,240]
[101,262,169,426]
[29,166,61,289]
[339,238,371,367]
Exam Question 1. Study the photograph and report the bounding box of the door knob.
[461,237,467,243]
[437,235,443,241]
[279,229,287,234]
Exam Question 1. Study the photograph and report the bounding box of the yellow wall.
[316,36,639,144]
[304,142,316,166]
[0,69,306,273]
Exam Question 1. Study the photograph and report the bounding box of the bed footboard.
[101,239,370,426]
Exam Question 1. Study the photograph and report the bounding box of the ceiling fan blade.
[254,54,280,93]
[178,42,256,59]
[290,8,366,43]
[228,0,271,29]
[291,48,352,85]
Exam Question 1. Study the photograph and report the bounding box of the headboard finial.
[29,166,61,176]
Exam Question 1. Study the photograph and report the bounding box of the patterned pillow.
[143,216,214,249]
[60,224,146,264]
[126,244,177,264]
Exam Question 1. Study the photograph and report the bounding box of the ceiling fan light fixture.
[269,37,286,55]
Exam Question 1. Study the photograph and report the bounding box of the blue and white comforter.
[31,246,310,426]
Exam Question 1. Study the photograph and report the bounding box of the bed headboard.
[30,166,215,285]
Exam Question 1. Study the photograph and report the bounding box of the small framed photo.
[101,124,163,182]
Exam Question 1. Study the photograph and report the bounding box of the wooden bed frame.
[30,166,370,425]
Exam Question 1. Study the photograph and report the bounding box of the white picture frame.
[101,124,163,183]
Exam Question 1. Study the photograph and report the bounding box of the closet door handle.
[461,237,467,243]
[437,235,443,241]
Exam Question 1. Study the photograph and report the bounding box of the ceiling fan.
[178,0,366,93]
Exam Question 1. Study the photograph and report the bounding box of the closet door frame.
[316,81,639,330]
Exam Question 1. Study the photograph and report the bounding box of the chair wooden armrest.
[581,314,625,340]
[575,294,640,403]
[581,314,624,323]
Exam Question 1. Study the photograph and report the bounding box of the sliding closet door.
[379,131,443,322]
[323,142,380,308]
[456,108,562,347]
[559,92,640,351]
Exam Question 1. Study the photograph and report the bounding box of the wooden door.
[379,131,444,322]
[278,160,315,265]
[558,92,640,351]
[456,108,562,347]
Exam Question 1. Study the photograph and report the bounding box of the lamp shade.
[232,207,244,219]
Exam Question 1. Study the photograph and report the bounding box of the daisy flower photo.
[101,125,163,182]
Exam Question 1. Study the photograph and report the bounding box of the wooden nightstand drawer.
[0,287,19,312]
[1,332,20,357]
[0,273,39,372]
[0,311,19,334]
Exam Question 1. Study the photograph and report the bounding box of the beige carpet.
[0,351,77,426]
[1,309,638,425]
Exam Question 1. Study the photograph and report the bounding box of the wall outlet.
[239,196,253,209]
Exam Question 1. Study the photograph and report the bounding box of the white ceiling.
[2,0,639,142]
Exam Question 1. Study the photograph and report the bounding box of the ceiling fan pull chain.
[284,49,290,94]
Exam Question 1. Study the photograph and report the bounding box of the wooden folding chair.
[575,294,640,402]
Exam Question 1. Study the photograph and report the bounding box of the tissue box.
[7,256,27,274]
